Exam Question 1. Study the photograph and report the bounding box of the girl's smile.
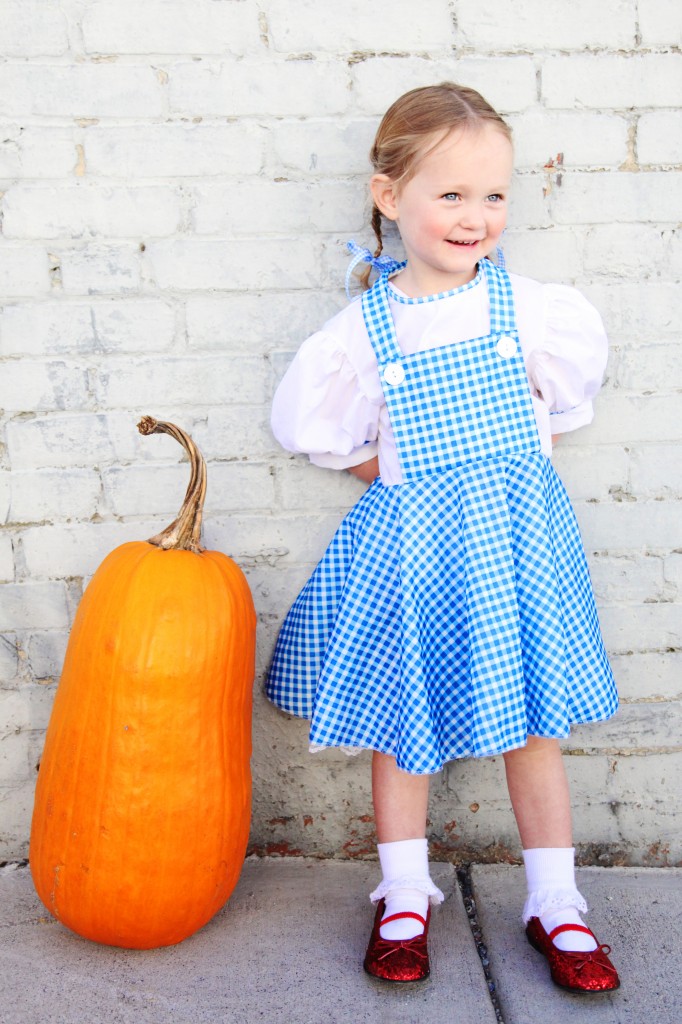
[370,123,513,297]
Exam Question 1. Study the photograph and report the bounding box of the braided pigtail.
[358,204,385,290]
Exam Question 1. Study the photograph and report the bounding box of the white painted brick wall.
[509,111,630,168]
[0,1,69,58]
[455,0,638,51]
[0,534,14,583]
[638,112,682,166]
[84,124,266,178]
[352,56,538,114]
[81,1,262,56]
[167,60,352,118]
[0,127,79,180]
[265,0,455,52]
[0,299,177,356]
[9,468,102,524]
[2,184,182,239]
[544,53,682,110]
[0,64,166,118]
[58,244,142,294]
[1,0,680,867]
[0,246,51,297]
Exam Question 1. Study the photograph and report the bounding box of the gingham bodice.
[361,259,541,482]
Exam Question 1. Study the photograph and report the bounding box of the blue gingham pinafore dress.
[267,260,618,774]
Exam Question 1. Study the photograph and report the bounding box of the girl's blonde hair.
[360,82,512,288]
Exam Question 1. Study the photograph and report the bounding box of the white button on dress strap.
[496,335,517,358]
[383,362,406,386]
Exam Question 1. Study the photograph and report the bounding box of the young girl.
[267,83,620,993]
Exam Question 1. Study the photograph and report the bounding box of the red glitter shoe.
[363,900,431,982]
[526,917,620,993]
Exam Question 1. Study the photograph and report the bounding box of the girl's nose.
[459,203,486,230]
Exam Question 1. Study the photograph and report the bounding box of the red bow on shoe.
[564,944,619,975]
[375,937,429,963]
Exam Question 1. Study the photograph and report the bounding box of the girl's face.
[371,123,513,297]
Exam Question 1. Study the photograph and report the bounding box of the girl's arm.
[528,283,609,441]
[348,456,380,483]
[271,327,380,471]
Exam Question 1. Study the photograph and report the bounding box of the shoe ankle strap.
[548,922,595,942]
[381,911,427,927]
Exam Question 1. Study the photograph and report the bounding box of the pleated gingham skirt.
[266,453,617,774]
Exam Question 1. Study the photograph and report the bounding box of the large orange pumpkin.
[30,417,256,949]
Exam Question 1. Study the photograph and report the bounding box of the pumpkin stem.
[137,416,207,553]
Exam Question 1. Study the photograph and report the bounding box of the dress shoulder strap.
[361,273,403,365]
[482,259,517,335]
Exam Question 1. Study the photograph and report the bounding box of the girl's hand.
[347,456,380,484]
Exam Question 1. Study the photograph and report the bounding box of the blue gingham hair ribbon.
[345,240,404,299]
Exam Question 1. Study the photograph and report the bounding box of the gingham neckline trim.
[387,261,484,305]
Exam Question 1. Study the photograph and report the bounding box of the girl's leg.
[503,737,596,951]
[372,750,429,843]
[371,752,440,939]
[502,735,571,848]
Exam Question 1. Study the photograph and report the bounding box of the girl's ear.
[370,174,399,221]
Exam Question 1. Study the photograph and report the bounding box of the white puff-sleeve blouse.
[271,270,609,487]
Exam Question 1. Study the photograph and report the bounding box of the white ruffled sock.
[377,839,431,940]
[523,847,598,952]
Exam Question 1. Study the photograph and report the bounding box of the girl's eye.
[442,192,461,201]
[487,194,505,202]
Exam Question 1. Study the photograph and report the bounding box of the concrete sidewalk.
[1,858,680,1024]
